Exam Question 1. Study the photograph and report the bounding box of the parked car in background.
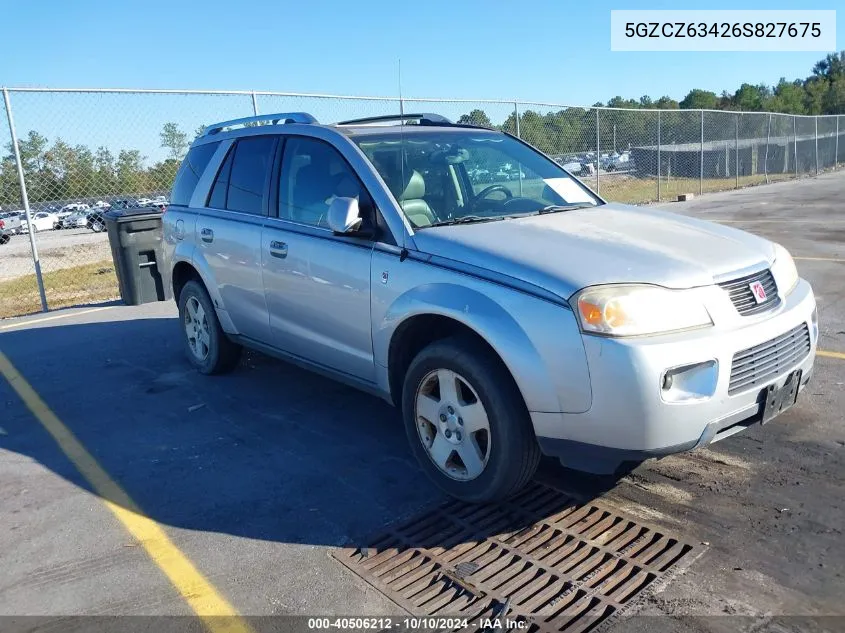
[54,203,90,228]
[58,210,91,229]
[152,195,168,205]
[0,213,21,244]
[579,162,596,177]
[20,211,58,233]
[137,197,154,206]
[110,199,139,210]
[163,111,818,503]
[87,209,107,233]
[606,152,631,171]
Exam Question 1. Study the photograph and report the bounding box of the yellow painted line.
[0,306,112,331]
[0,350,253,633]
[794,256,845,263]
[818,349,845,360]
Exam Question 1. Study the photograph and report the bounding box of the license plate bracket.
[761,369,802,424]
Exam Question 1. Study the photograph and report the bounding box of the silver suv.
[163,112,818,503]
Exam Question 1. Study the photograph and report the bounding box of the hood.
[410,203,775,299]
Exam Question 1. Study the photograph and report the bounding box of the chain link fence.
[1,87,843,318]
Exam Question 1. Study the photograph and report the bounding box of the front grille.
[718,268,779,316]
[729,323,811,395]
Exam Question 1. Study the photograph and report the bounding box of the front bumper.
[534,278,817,471]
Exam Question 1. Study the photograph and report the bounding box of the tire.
[0,234,9,245]
[401,335,540,503]
[91,221,104,233]
[177,280,241,375]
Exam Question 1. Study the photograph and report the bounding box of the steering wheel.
[473,185,513,204]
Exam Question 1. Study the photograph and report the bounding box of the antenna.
[398,58,404,118]
[398,58,407,252]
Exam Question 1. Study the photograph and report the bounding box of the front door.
[262,136,375,382]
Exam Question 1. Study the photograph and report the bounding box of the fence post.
[251,91,259,116]
[595,108,600,193]
[699,110,704,196]
[793,116,798,178]
[764,113,772,184]
[514,102,523,196]
[656,110,661,202]
[735,113,739,189]
[836,116,840,166]
[814,116,819,175]
[3,88,48,312]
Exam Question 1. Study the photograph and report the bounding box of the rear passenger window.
[225,136,276,215]
[170,142,219,206]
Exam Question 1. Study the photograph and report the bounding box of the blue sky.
[0,0,841,164]
[2,0,841,103]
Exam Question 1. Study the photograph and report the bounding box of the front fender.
[375,281,592,414]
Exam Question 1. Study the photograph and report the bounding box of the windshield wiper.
[424,215,505,228]
[537,203,594,214]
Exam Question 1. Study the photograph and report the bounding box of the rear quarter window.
[170,142,220,206]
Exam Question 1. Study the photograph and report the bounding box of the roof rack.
[203,112,317,136]
[336,113,453,126]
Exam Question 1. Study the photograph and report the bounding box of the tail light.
[0,219,5,229]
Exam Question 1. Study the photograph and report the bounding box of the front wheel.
[178,280,242,375]
[91,221,104,233]
[401,336,540,503]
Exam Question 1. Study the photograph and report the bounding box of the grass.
[599,172,798,204]
[0,260,119,319]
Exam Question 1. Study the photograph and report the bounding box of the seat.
[397,170,436,227]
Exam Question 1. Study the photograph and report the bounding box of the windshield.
[352,129,601,228]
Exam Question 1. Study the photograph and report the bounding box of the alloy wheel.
[414,368,492,481]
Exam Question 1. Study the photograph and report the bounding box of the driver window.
[279,137,367,229]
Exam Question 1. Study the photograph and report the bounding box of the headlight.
[573,285,713,337]
[770,243,798,296]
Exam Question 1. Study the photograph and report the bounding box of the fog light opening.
[660,360,718,403]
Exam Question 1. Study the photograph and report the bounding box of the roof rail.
[336,113,453,126]
[203,112,317,136]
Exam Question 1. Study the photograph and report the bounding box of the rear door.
[196,135,278,343]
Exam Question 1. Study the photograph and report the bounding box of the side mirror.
[326,196,362,234]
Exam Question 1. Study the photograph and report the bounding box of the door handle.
[269,240,288,258]
[200,228,214,243]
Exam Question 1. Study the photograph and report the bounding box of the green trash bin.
[105,207,172,305]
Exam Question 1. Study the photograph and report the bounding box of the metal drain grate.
[334,481,699,632]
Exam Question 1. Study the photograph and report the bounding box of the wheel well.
[387,314,521,409]
[171,261,203,302]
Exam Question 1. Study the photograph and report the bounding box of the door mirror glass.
[326,197,362,234]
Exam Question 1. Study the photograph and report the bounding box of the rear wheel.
[0,234,9,245]
[401,336,540,503]
[178,280,241,375]
[91,221,104,233]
